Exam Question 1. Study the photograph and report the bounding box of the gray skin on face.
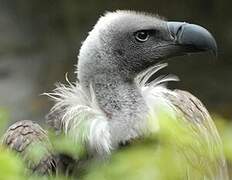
[77,10,217,146]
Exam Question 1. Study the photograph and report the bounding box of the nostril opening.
[170,30,176,40]
[176,25,183,36]
[167,22,187,41]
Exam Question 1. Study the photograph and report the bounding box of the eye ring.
[135,31,149,42]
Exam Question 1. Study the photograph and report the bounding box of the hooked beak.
[167,22,217,56]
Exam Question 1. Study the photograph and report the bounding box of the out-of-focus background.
[0,0,231,123]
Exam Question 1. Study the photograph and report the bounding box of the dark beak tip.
[200,34,218,57]
[212,43,218,57]
[203,35,218,58]
[211,37,218,57]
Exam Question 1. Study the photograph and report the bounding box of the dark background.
[0,0,231,123]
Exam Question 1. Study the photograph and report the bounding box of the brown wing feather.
[2,120,56,175]
[166,89,228,180]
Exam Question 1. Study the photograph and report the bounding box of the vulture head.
[78,10,216,88]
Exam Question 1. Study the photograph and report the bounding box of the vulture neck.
[79,44,150,147]
[91,71,149,146]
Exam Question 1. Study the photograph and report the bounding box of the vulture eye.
[135,31,149,42]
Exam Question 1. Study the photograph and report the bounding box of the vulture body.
[2,11,228,179]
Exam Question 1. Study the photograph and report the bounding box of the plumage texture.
[47,63,228,179]
[2,120,56,174]
[46,63,177,155]
[47,82,112,155]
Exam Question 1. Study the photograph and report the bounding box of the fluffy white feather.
[46,63,178,155]
[45,77,112,155]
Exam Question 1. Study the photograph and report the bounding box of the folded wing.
[2,120,56,175]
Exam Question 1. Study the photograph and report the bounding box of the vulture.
[2,10,229,179]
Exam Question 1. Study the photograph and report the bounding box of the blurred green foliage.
[0,149,25,180]
[0,110,232,180]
